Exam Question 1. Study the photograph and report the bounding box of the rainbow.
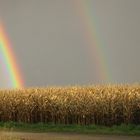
[0,23,23,88]
[75,0,111,83]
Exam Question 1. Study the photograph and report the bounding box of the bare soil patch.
[0,131,140,140]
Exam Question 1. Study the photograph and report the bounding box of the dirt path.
[0,131,140,140]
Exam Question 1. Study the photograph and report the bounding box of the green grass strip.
[0,122,140,135]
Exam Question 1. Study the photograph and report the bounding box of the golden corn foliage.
[0,84,140,126]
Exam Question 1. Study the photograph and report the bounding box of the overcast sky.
[0,0,140,88]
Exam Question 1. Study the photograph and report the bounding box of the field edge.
[0,122,140,136]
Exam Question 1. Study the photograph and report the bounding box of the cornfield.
[0,84,140,126]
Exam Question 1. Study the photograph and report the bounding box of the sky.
[0,0,140,88]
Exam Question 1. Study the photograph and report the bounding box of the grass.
[0,121,140,135]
